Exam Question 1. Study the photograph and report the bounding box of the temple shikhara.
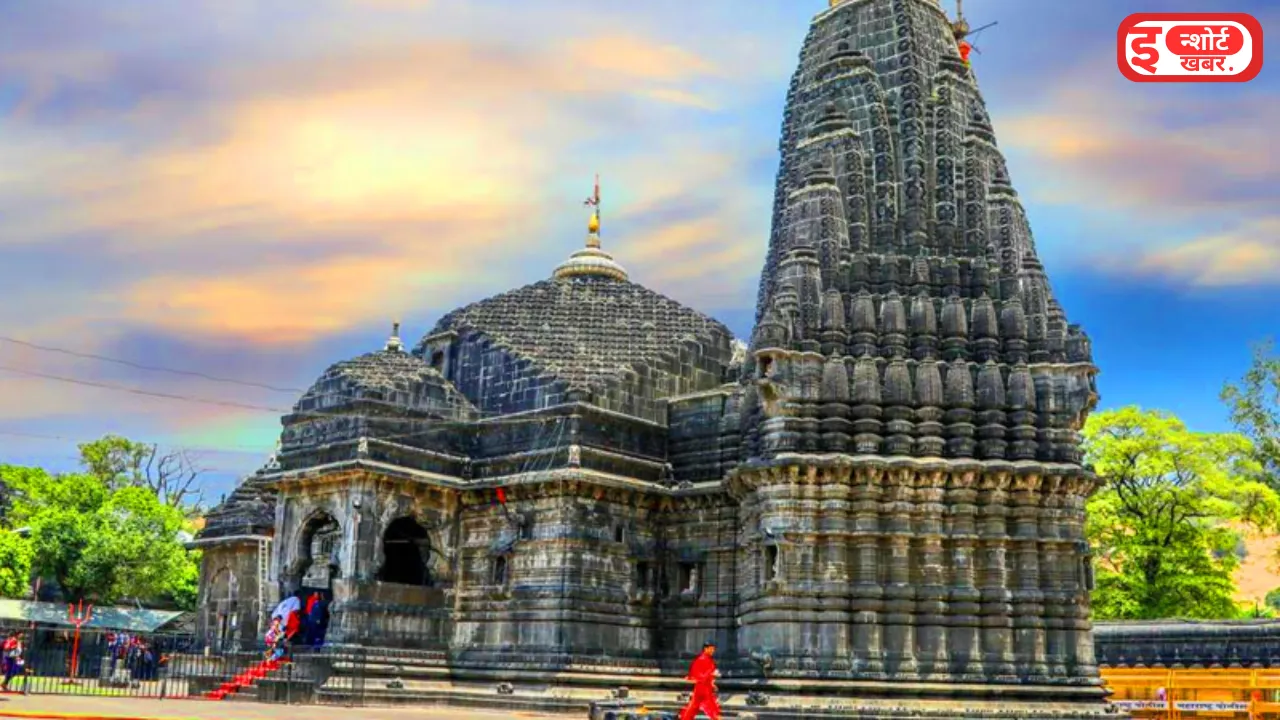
[193,0,1106,715]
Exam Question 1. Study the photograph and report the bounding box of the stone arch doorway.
[295,512,342,590]
[377,516,433,586]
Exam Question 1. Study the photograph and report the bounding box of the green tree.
[0,465,201,609]
[1222,339,1280,491]
[77,434,205,511]
[1084,406,1279,620]
[0,529,33,598]
[1266,587,1280,613]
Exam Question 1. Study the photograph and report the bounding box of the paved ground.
[0,695,565,720]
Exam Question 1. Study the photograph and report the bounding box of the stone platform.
[288,647,1115,720]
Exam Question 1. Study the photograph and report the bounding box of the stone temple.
[193,0,1105,716]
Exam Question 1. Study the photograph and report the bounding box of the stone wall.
[1096,620,1280,668]
[451,479,664,667]
[271,472,458,647]
[196,542,267,650]
[653,491,738,660]
[432,328,576,417]
[667,389,744,483]
[727,459,1098,683]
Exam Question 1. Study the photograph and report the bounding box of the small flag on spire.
[583,174,600,207]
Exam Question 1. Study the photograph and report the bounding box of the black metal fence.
[0,625,687,711]
[0,625,339,703]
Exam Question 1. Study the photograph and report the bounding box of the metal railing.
[0,626,317,701]
[1104,667,1280,719]
[2,625,686,710]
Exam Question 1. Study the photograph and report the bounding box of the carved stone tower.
[730,0,1105,714]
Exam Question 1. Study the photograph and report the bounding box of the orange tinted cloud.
[1138,218,1280,287]
[2,25,747,348]
[566,35,721,82]
[0,2,779,441]
[997,70,1279,286]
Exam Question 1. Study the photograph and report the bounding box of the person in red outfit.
[680,642,721,720]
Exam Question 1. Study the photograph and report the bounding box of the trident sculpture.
[65,599,94,684]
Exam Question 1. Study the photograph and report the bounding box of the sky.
[0,0,1276,503]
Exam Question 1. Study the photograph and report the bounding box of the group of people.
[264,591,327,662]
[1,631,24,691]
[105,632,160,680]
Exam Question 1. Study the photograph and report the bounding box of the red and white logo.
[1118,13,1264,82]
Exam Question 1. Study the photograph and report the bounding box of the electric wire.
[0,333,501,418]
[0,336,305,394]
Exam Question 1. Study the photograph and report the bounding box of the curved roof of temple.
[416,224,737,418]
[290,326,477,421]
[742,0,1098,467]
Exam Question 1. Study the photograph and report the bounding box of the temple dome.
[292,323,477,421]
[416,225,737,418]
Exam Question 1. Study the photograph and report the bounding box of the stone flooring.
[0,694,564,720]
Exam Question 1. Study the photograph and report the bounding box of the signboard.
[1112,700,1168,710]
[1117,12,1264,82]
[1174,701,1250,712]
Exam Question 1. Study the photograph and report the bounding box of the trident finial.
[583,173,602,248]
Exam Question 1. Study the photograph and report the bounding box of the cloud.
[996,66,1280,286]
[0,0,783,451]
[565,35,721,82]
[1137,218,1280,287]
[0,24,745,340]
[999,83,1278,215]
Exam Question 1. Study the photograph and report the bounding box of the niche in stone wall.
[377,517,433,586]
[419,331,455,378]
[636,561,652,592]
[758,356,774,378]
[763,545,781,583]
[296,512,342,588]
[492,555,509,586]
[679,562,700,597]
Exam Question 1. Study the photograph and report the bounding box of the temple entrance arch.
[293,511,342,590]
[377,516,433,586]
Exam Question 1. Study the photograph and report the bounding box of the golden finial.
[553,173,628,282]
[584,173,601,248]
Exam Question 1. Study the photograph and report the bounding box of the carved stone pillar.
[1010,472,1048,678]
[913,469,949,677]
[849,466,885,677]
[882,469,918,677]
[817,469,853,674]
[1062,474,1099,679]
[944,469,983,678]
[976,471,1016,678]
[1038,475,1070,675]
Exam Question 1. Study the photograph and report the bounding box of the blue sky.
[0,0,1275,502]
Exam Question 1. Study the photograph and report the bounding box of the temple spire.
[385,320,404,352]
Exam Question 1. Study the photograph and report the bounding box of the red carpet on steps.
[204,658,281,700]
